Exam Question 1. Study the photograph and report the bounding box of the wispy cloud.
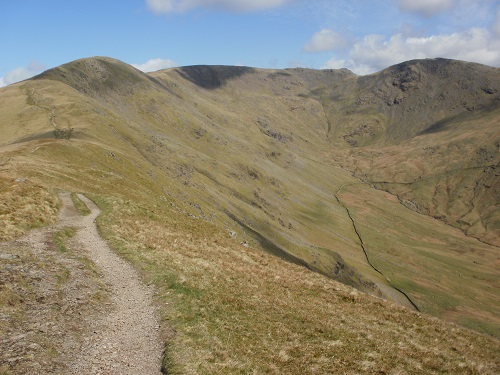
[0,61,45,88]
[301,1,500,74]
[494,7,500,36]
[398,0,452,17]
[132,58,177,72]
[146,0,291,14]
[304,29,349,52]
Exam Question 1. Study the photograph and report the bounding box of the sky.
[1,0,500,87]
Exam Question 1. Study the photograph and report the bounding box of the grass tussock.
[0,175,59,241]
[94,195,500,374]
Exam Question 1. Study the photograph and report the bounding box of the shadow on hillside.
[224,210,309,268]
[176,65,255,89]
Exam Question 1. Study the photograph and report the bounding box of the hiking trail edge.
[58,192,163,375]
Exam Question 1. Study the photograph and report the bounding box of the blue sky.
[1,0,500,87]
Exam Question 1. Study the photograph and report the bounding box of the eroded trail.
[58,193,163,375]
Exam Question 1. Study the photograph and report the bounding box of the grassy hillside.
[0,56,499,370]
[339,107,500,246]
[2,180,499,373]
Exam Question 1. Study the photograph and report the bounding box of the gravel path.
[58,192,163,375]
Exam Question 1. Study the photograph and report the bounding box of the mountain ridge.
[6,56,500,248]
[1,56,499,338]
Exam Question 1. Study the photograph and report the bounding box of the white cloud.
[0,61,45,88]
[323,27,500,75]
[322,58,374,76]
[147,0,175,13]
[304,29,348,52]
[4,67,36,83]
[398,0,453,17]
[132,58,177,72]
[494,7,500,36]
[146,0,291,13]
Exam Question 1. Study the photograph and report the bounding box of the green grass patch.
[55,268,71,284]
[71,192,91,216]
[52,227,76,253]
[458,316,499,337]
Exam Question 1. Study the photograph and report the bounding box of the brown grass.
[94,195,500,374]
[0,174,59,241]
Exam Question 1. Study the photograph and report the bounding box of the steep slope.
[155,59,500,246]
[314,58,500,144]
[0,56,498,339]
[321,59,500,246]
[2,184,499,374]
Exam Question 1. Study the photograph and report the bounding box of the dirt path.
[58,192,163,374]
[0,192,163,374]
